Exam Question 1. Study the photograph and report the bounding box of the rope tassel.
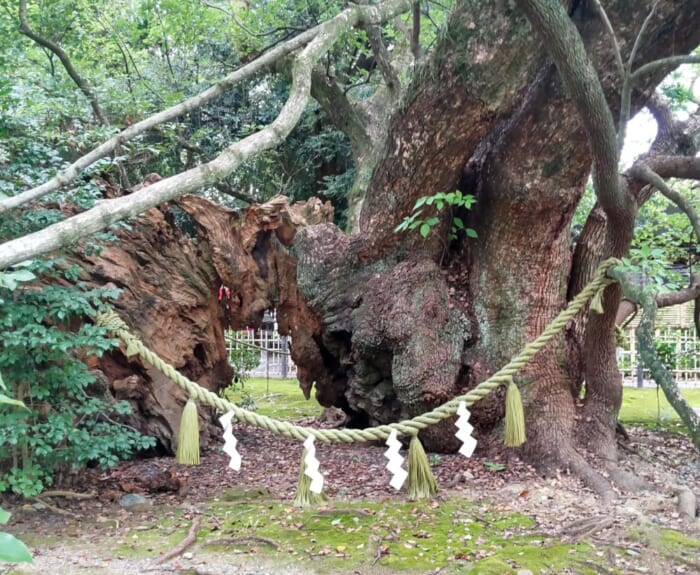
[176,398,200,465]
[407,435,438,500]
[504,379,526,447]
[293,443,327,508]
[590,286,605,314]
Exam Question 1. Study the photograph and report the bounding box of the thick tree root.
[39,490,96,499]
[565,453,616,503]
[606,464,652,492]
[672,485,698,521]
[30,497,78,517]
[201,536,280,550]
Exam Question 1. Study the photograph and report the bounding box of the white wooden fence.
[226,312,296,379]
[225,303,699,386]
[617,300,699,388]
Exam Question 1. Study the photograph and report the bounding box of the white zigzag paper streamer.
[219,411,241,471]
[384,429,407,490]
[455,402,477,458]
[303,435,324,494]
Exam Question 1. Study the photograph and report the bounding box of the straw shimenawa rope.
[96,258,620,444]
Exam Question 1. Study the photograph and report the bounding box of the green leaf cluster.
[0,382,32,563]
[0,507,32,564]
[573,182,698,292]
[395,190,477,240]
[0,260,155,497]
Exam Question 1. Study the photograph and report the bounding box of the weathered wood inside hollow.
[76,193,332,453]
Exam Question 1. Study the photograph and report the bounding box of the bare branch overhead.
[0,13,315,213]
[0,0,414,269]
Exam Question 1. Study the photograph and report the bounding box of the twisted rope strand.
[96,258,620,443]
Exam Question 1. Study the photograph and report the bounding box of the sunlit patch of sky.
[620,64,699,168]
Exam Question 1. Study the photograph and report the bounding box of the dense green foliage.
[0,0,359,223]
[0,388,32,563]
[0,261,155,496]
[573,182,699,291]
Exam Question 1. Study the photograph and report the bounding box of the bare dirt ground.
[1,423,698,575]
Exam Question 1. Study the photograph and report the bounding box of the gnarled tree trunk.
[286,0,700,496]
[58,0,699,495]
[71,189,332,452]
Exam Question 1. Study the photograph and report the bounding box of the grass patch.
[619,387,700,430]
[223,377,322,420]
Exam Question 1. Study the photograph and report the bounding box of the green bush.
[0,261,155,496]
[0,376,32,563]
[228,331,261,384]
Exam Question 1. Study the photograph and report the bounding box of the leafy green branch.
[395,190,477,240]
[0,375,32,565]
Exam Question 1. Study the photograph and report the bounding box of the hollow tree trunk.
[71,189,332,453]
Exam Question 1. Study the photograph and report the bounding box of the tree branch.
[617,1,660,153]
[630,163,700,242]
[213,181,257,204]
[0,0,414,269]
[515,0,627,220]
[609,268,700,451]
[411,0,422,60]
[0,16,321,214]
[656,277,700,309]
[590,0,624,81]
[310,67,372,155]
[631,54,700,83]
[645,92,676,141]
[18,0,108,125]
[617,277,700,325]
[645,155,700,180]
[365,24,401,97]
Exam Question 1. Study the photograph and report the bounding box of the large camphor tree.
[1,0,699,498]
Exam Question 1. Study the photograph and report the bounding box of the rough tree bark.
[69,180,332,452]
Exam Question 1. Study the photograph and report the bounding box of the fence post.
[636,357,644,388]
[281,335,289,379]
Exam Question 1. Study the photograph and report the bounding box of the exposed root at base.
[201,536,280,550]
[560,514,615,540]
[671,485,698,521]
[564,452,616,503]
[152,514,201,566]
[606,464,652,491]
[31,496,78,517]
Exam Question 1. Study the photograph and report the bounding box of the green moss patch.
[185,497,599,574]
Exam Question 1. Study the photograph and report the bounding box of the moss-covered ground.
[5,378,699,574]
[108,492,600,574]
